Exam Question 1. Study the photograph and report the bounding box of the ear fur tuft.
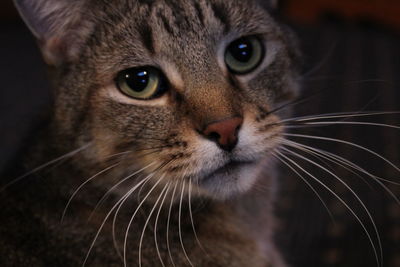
[13,0,89,65]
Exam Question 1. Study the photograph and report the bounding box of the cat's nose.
[202,117,243,152]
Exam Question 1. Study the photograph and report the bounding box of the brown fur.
[2,0,300,266]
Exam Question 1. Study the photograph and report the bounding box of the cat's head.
[15,0,300,199]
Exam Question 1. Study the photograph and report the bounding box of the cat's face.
[18,0,299,199]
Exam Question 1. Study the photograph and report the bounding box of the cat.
[0,0,301,266]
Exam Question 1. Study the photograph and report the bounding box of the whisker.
[61,162,121,223]
[136,159,177,203]
[123,175,165,267]
[112,172,156,260]
[88,162,157,221]
[280,139,374,188]
[271,151,335,220]
[294,121,400,130]
[284,133,400,174]
[265,91,324,117]
[259,111,400,131]
[166,182,178,267]
[278,147,383,267]
[154,183,172,267]
[280,111,400,124]
[188,177,208,256]
[300,41,337,78]
[178,181,194,267]
[135,145,175,153]
[180,165,204,252]
[105,150,133,159]
[115,159,176,260]
[82,175,151,267]
[281,139,400,204]
[1,143,92,192]
[138,180,169,267]
[344,79,395,86]
[252,184,275,194]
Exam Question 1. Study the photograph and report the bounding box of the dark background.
[1,1,399,267]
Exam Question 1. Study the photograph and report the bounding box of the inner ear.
[13,0,91,65]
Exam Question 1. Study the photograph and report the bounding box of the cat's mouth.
[198,158,257,182]
[195,158,261,198]
[206,160,255,179]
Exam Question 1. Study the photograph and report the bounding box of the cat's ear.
[13,0,90,65]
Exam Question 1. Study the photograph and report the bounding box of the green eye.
[225,36,264,74]
[116,66,168,100]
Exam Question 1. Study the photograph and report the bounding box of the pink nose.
[202,117,243,151]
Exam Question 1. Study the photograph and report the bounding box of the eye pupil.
[125,69,150,93]
[230,39,253,63]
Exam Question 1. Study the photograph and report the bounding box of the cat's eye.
[116,66,168,100]
[225,36,264,75]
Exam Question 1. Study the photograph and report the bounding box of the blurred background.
[0,0,399,266]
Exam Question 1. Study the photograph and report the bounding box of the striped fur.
[4,0,299,266]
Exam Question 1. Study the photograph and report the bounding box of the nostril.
[201,116,243,151]
[235,124,241,134]
[207,131,221,143]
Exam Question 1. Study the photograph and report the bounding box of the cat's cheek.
[234,110,284,160]
[186,137,227,176]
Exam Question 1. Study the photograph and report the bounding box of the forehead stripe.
[210,2,230,33]
[158,11,175,35]
[138,21,155,54]
[137,0,156,7]
[192,0,205,26]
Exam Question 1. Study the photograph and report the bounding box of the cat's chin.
[197,160,264,200]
